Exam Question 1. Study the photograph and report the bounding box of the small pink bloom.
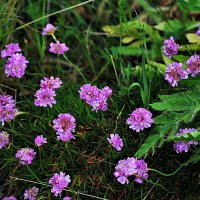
[42,23,57,35]
[107,133,123,151]
[34,135,47,147]
[49,41,69,55]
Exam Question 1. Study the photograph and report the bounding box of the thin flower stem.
[51,34,87,82]
[148,165,183,177]
[110,55,120,86]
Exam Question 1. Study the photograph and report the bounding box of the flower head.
[107,133,123,151]
[186,54,200,77]
[0,131,9,149]
[40,76,62,90]
[2,196,17,200]
[5,53,28,78]
[42,23,57,35]
[163,36,179,58]
[34,88,56,107]
[165,62,188,87]
[174,128,198,153]
[49,172,71,197]
[1,43,21,58]
[15,148,36,165]
[114,157,148,184]
[34,135,47,147]
[53,113,76,142]
[127,108,153,132]
[49,41,69,55]
[79,84,112,112]
[0,95,17,126]
[63,197,72,200]
[24,186,39,200]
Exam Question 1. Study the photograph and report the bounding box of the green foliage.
[135,88,200,158]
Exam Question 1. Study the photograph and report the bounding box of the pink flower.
[0,131,9,149]
[40,76,62,90]
[42,23,57,35]
[0,95,17,126]
[163,36,179,58]
[186,54,200,77]
[2,196,17,200]
[34,135,47,147]
[49,172,71,197]
[196,25,200,38]
[15,148,36,165]
[79,84,112,112]
[127,108,153,132]
[114,157,148,185]
[53,113,76,142]
[5,53,28,78]
[165,62,188,87]
[63,197,72,200]
[174,128,198,153]
[34,88,56,107]
[49,41,69,55]
[1,43,21,58]
[107,134,123,151]
[24,186,39,200]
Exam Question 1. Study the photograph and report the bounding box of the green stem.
[148,165,183,177]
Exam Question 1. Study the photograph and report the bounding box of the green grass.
[1,0,200,199]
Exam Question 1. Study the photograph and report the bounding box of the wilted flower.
[0,95,17,126]
[34,88,56,107]
[40,76,62,90]
[186,54,200,77]
[0,131,9,149]
[163,36,179,58]
[15,148,36,165]
[5,53,28,78]
[2,196,17,200]
[127,108,153,132]
[53,113,76,142]
[24,186,39,200]
[1,43,21,58]
[34,135,47,147]
[42,23,57,35]
[107,133,123,151]
[79,84,112,112]
[49,41,69,55]
[49,172,71,197]
[165,62,188,87]
[114,157,148,184]
[174,128,198,153]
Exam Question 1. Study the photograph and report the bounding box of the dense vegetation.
[0,0,200,199]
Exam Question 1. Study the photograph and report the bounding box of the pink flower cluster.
[15,148,36,165]
[0,131,9,149]
[53,113,76,142]
[34,76,62,107]
[197,25,200,38]
[165,62,188,87]
[79,84,112,112]
[34,135,47,147]
[63,197,72,200]
[49,41,69,55]
[163,36,179,58]
[127,108,153,132]
[114,157,148,184]
[107,133,123,151]
[174,128,198,153]
[0,95,17,126]
[186,54,200,77]
[42,23,57,35]
[24,186,39,200]
[49,172,71,197]
[1,43,28,78]
[2,196,17,200]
